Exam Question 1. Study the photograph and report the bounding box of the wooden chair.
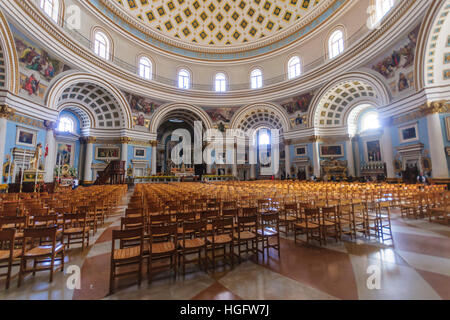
[0,229,21,289]
[321,206,340,243]
[257,212,280,259]
[294,208,322,246]
[120,216,145,248]
[234,215,259,263]
[206,218,234,270]
[377,201,393,242]
[62,212,90,250]
[279,203,298,236]
[178,221,207,275]
[147,224,178,283]
[18,226,65,287]
[109,228,144,295]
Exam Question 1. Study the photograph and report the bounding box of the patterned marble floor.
[1,191,449,300]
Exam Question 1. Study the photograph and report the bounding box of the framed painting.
[15,126,37,147]
[133,147,147,159]
[56,143,75,166]
[95,146,120,160]
[320,144,344,158]
[399,123,418,144]
[366,140,382,162]
[295,146,307,156]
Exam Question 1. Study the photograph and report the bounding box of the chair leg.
[109,263,115,295]
[6,259,12,290]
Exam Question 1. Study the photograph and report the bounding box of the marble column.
[284,139,291,177]
[346,137,355,177]
[312,139,321,178]
[83,137,95,183]
[44,121,57,183]
[151,140,157,175]
[354,136,361,177]
[427,112,449,178]
[0,105,14,183]
[381,125,395,179]
[232,143,238,177]
[120,137,130,167]
[250,141,257,179]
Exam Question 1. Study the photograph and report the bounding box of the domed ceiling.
[95,0,346,59]
[115,0,320,46]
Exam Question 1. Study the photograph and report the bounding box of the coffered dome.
[102,0,341,55]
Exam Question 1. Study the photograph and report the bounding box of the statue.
[29,143,43,170]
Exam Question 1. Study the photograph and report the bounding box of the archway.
[150,103,213,176]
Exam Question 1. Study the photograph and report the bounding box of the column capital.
[150,140,158,147]
[44,120,57,131]
[0,105,15,118]
[420,100,449,115]
[80,136,97,144]
[119,137,132,144]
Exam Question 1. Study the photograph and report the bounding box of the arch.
[0,8,19,94]
[57,101,95,130]
[150,103,213,134]
[308,72,390,127]
[416,0,450,89]
[230,103,291,134]
[46,72,132,129]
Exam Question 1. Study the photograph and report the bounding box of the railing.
[37,0,378,92]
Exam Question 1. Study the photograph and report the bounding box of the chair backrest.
[149,214,172,226]
[237,215,258,231]
[242,206,257,216]
[0,228,15,244]
[304,208,320,221]
[111,227,144,253]
[148,224,177,245]
[211,217,234,235]
[22,226,58,248]
[121,216,145,230]
[182,220,207,237]
[176,212,197,224]
[63,212,87,229]
[222,208,238,219]
[0,216,28,230]
[31,214,58,227]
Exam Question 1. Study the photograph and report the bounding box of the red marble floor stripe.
[415,269,450,300]
[95,225,120,244]
[259,238,358,300]
[191,281,243,300]
[392,231,450,259]
[72,252,111,300]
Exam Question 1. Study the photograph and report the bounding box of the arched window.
[58,117,74,133]
[178,69,190,89]
[40,0,59,23]
[250,69,263,89]
[258,130,270,146]
[94,31,110,60]
[288,56,301,79]
[361,112,380,132]
[139,57,152,80]
[375,0,394,23]
[215,73,227,92]
[328,30,344,59]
